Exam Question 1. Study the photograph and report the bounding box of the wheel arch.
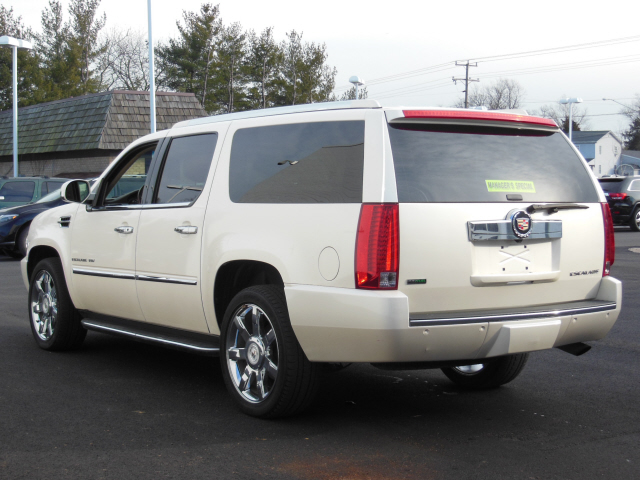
[27,245,61,281]
[213,260,285,329]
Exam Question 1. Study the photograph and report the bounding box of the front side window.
[153,134,218,205]
[229,121,365,203]
[0,181,35,202]
[104,145,156,205]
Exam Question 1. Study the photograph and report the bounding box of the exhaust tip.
[557,342,592,356]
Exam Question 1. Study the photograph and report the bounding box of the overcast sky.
[7,0,640,134]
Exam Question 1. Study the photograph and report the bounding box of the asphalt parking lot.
[1,231,639,480]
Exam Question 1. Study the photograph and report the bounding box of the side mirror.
[61,180,91,203]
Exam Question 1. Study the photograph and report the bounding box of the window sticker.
[486,180,536,193]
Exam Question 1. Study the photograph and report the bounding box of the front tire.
[441,353,529,389]
[220,285,319,418]
[17,225,29,258]
[28,257,86,351]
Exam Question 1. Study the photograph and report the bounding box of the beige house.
[571,131,622,177]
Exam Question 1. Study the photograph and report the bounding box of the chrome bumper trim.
[409,302,617,327]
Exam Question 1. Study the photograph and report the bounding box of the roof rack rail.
[174,99,381,128]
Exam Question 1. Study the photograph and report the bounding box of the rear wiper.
[526,203,589,215]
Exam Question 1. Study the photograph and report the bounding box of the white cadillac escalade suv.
[22,100,621,418]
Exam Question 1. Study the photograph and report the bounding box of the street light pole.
[147,0,156,134]
[348,76,365,100]
[559,97,583,141]
[0,36,33,178]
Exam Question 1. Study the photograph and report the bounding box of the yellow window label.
[486,180,536,193]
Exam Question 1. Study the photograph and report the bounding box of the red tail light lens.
[602,203,615,276]
[355,204,399,289]
[608,192,627,200]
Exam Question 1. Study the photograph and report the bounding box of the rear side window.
[229,121,365,203]
[41,181,65,196]
[155,134,218,204]
[388,124,600,203]
[0,181,35,202]
[628,180,640,192]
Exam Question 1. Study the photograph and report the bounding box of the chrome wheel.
[454,364,484,374]
[225,303,279,404]
[30,270,58,341]
[635,210,640,229]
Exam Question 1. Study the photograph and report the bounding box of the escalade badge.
[510,210,533,238]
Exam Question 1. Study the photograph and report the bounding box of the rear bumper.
[285,276,622,363]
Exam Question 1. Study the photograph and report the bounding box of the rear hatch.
[385,110,605,317]
[598,177,626,210]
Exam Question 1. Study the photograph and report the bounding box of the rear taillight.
[608,192,627,200]
[355,204,399,289]
[602,203,615,276]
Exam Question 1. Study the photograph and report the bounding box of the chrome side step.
[80,315,220,356]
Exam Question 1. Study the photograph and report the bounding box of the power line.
[333,34,640,94]
[468,35,640,63]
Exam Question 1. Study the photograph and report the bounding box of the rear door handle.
[114,226,134,234]
[174,226,198,235]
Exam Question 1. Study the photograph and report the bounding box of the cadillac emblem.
[510,210,533,238]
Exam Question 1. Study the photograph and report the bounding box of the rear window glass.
[388,124,599,203]
[0,181,35,202]
[229,121,365,203]
[598,179,624,193]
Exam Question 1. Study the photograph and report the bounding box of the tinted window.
[628,180,640,192]
[155,134,218,204]
[229,121,365,203]
[388,124,600,203]
[598,179,624,193]
[41,181,65,196]
[0,181,35,202]
[105,146,155,204]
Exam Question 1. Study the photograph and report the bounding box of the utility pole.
[452,61,479,108]
[147,0,156,133]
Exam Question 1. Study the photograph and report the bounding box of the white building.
[571,131,622,177]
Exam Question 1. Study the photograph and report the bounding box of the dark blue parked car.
[0,189,67,259]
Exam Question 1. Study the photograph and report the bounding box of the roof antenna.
[349,76,365,100]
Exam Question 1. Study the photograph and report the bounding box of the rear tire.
[220,285,319,418]
[629,206,640,232]
[441,353,529,389]
[28,257,86,351]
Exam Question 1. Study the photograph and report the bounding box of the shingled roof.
[0,91,207,156]
[571,131,622,145]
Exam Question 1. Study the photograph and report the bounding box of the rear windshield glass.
[388,123,599,203]
[598,179,624,193]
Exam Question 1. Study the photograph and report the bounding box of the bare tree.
[98,27,150,91]
[535,100,589,134]
[455,78,525,110]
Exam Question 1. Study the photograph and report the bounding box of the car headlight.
[0,214,18,225]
